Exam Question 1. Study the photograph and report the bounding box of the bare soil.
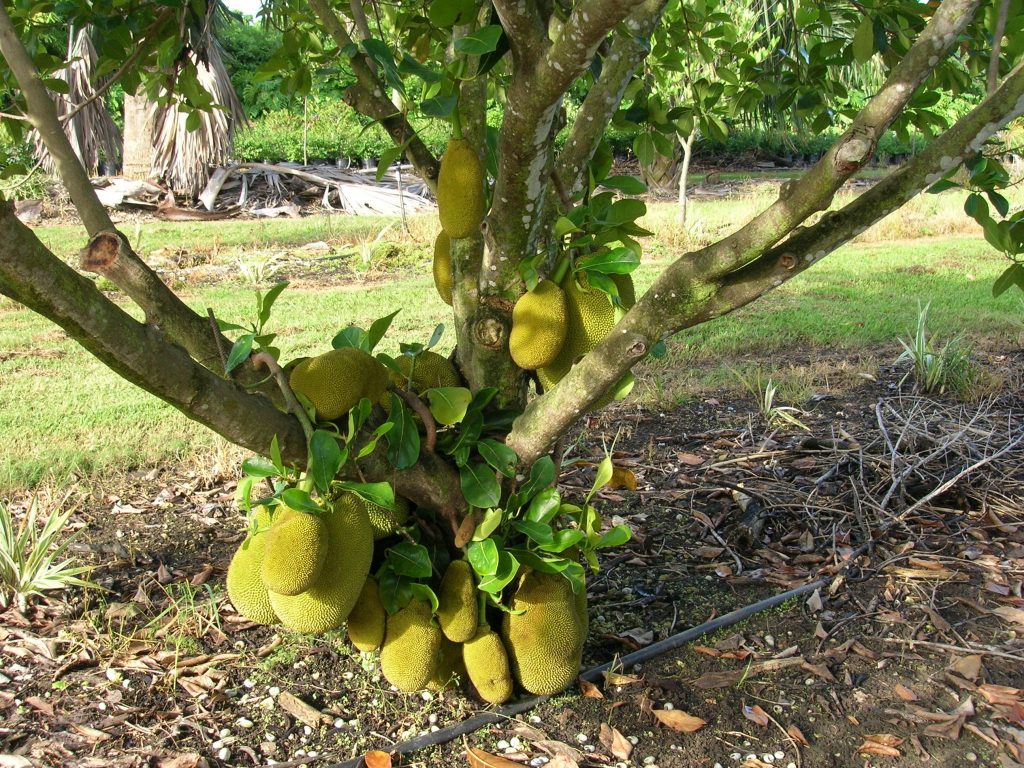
[2,353,1023,768]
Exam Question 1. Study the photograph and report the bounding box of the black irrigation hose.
[331,577,829,768]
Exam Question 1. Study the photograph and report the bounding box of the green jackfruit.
[612,273,636,310]
[562,272,615,358]
[380,599,442,692]
[365,495,411,540]
[393,351,461,393]
[463,626,514,705]
[260,507,328,596]
[433,231,453,305]
[437,137,485,239]
[289,347,389,421]
[427,637,465,692]
[268,493,373,633]
[347,578,386,652]
[509,279,568,370]
[502,570,586,695]
[437,560,478,643]
[226,507,278,625]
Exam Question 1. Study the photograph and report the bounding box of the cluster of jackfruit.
[432,136,486,305]
[289,347,390,421]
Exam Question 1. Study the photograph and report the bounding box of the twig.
[550,168,573,210]
[206,308,228,371]
[988,0,1011,95]
[881,637,1024,663]
[251,351,314,443]
[392,386,437,453]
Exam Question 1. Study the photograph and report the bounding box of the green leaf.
[336,481,394,510]
[376,146,403,181]
[454,25,503,55]
[596,523,632,549]
[512,519,553,546]
[460,462,501,508]
[964,193,990,222]
[377,566,413,614]
[538,529,585,553]
[398,54,442,83]
[578,246,641,275]
[428,0,476,27]
[555,216,581,238]
[386,395,421,469]
[388,542,433,578]
[332,325,370,351]
[852,17,875,63]
[308,430,342,494]
[242,456,278,478]
[280,488,322,514]
[562,561,586,594]
[367,310,401,352]
[509,549,566,574]
[427,323,445,350]
[467,538,499,577]
[473,508,503,541]
[519,456,556,501]
[360,38,405,97]
[650,340,668,359]
[587,456,613,503]
[225,334,254,374]
[633,133,656,168]
[988,190,1010,218]
[426,387,473,425]
[258,281,288,327]
[604,198,647,226]
[525,487,561,524]
[408,583,439,613]
[477,550,520,594]
[992,264,1023,297]
[420,95,459,119]
[600,175,647,195]
[477,438,517,478]
[269,435,284,474]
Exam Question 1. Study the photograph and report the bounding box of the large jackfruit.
[437,137,485,239]
[226,507,278,625]
[463,627,514,705]
[433,232,453,305]
[427,637,465,692]
[267,494,373,633]
[289,348,389,421]
[380,599,442,692]
[364,495,411,540]
[347,578,386,652]
[393,351,461,393]
[536,273,615,390]
[260,507,328,596]
[502,570,586,695]
[437,560,478,643]
[509,279,568,370]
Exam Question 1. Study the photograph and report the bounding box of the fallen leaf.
[154,756,207,768]
[743,704,770,727]
[603,671,643,686]
[858,734,903,757]
[277,691,328,727]
[0,758,36,768]
[677,452,704,465]
[895,683,919,701]
[364,751,392,768]
[609,467,637,491]
[534,740,583,767]
[800,661,837,683]
[993,606,1024,629]
[71,724,111,743]
[599,723,633,760]
[806,589,823,613]
[617,628,654,646]
[579,678,604,699]
[787,724,810,746]
[546,757,580,768]
[692,669,744,689]
[695,546,725,559]
[652,709,707,733]
[25,696,54,717]
[466,748,523,768]
[950,655,983,682]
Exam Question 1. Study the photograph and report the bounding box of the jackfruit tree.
[3,0,1024,702]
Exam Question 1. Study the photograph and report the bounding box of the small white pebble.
[217,747,231,761]
[334,718,345,729]
[663,702,674,710]
[421,691,433,701]
[268,686,280,696]
[105,669,121,683]
[584,745,595,753]
[763,755,775,764]
[243,679,255,689]
[497,741,510,750]
[765,634,775,647]
[428,714,438,725]
[294,749,306,757]
[742,742,751,748]
[307,751,318,759]
[616,763,627,768]
[730,753,742,761]
[97,702,106,711]
[787,763,797,768]
[504,748,517,755]
[342,671,354,681]
[302,725,312,736]
[266,734,277,743]
[236,718,254,729]
[628,736,639,745]
[804,677,815,685]
[509,737,522,748]
[348,719,359,727]
[746,755,757,762]
[218,728,231,739]
[430,726,439,732]
[714,763,724,768]
[529,716,542,724]
[644,757,656,765]
[576,734,588,743]
[211,740,224,750]
[530,759,548,768]
[775,752,785,759]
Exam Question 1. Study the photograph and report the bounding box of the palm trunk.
[122,93,154,180]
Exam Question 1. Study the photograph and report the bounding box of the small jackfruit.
[433,231,453,305]
[502,570,586,695]
[226,507,278,625]
[437,560,478,643]
[364,495,411,540]
[509,279,568,370]
[347,578,386,652]
[260,507,328,596]
[427,637,465,692]
[438,137,485,239]
[394,351,461,392]
[289,347,389,421]
[612,273,636,310]
[380,599,442,692]
[463,626,514,705]
[562,272,615,358]
[268,493,373,633]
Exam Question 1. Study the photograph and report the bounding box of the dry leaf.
[805,589,824,613]
[695,546,725,559]
[993,606,1024,629]
[677,452,704,466]
[787,724,810,746]
[950,655,983,682]
[894,683,919,701]
[466,748,524,768]
[743,704,770,727]
[800,662,837,683]
[599,724,633,760]
[603,671,643,686]
[546,757,580,768]
[617,628,654,646]
[609,467,637,491]
[579,678,604,699]
[858,734,904,757]
[277,691,327,727]
[455,512,478,548]
[652,709,707,733]
[364,751,392,768]
[71,724,111,743]
[692,669,744,689]
[25,696,54,717]
[154,756,207,768]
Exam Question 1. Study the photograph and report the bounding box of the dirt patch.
[1,354,1023,768]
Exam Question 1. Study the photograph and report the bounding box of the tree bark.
[677,130,696,226]
[122,93,154,180]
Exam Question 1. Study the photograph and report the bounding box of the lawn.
[1,192,1020,494]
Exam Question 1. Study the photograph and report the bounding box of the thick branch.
[988,0,1010,94]
[492,0,546,61]
[507,56,1024,465]
[307,0,440,192]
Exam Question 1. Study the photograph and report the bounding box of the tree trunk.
[122,93,154,180]
[677,130,696,226]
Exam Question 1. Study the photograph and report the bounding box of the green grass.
[3,189,1022,495]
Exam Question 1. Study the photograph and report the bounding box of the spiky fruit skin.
[433,231,453,305]
[289,348,389,421]
[463,627,514,705]
[393,351,461,393]
[380,599,442,692]
[347,579,386,652]
[502,570,586,695]
[537,274,614,390]
[612,273,636,309]
[509,279,568,370]
[227,507,278,625]
[427,637,465,692]
[437,137,485,239]
[365,495,411,540]
[268,494,373,633]
[260,507,328,596]
[437,560,478,643]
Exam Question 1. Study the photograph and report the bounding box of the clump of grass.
[896,301,976,395]
[0,497,98,612]
[732,367,809,431]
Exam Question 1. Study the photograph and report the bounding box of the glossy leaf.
[426,387,472,425]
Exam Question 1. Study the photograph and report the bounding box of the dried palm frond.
[30,27,121,174]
